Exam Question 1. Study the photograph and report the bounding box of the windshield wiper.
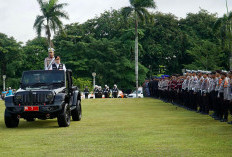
[48,81,65,86]
[31,83,48,87]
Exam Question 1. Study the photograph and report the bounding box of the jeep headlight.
[15,95,22,101]
[46,93,53,100]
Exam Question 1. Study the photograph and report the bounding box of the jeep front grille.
[16,93,49,105]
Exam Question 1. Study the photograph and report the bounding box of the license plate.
[24,106,39,111]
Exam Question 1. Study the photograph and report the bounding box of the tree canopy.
[34,0,69,47]
[0,8,230,91]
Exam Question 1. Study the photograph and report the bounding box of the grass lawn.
[0,98,232,157]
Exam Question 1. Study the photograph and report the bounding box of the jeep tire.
[4,109,19,128]
[57,103,71,127]
[71,99,82,121]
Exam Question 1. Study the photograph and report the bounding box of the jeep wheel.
[57,103,71,127]
[4,109,19,128]
[26,118,35,122]
[71,99,82,121]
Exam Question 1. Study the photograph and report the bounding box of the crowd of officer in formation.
[148,70,232,124]
[84,84,119,99]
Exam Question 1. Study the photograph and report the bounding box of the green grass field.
[0,98,232,157]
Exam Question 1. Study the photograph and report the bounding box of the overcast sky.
[0,0,231,44]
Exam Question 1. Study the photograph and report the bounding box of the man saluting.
[44,48,55,70]
[52,56,66,71]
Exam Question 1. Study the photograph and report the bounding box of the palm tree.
[122,0,156,98]
[34,0,69,48]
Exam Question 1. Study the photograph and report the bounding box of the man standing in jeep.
[52,56,66,71]
[44,48,55,70]
[4,70,82,128]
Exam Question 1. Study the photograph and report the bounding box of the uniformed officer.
[227,71,232,124]
[98,86,103,98]
[103,85,110,98]
[218,72,226,121]
[84,86,89,99]
[51,56,66,71]
[196,72,203,113]
[177,76,184,106]
[45,48,55,70]
[192,72,199,111]
[168,75,179,105]
[154,78,159,98]
[213,71,222,120]
[185,74,191,108]
[208,72,214,113]
[94,85,99,98]
[167,77,172,102]
[112,84,119,98]
[222,72,229,122]
[201,72,210,114]
[181,75,188,107]
[209,72,218,118]
[188,72,194,110]
[162,77,169,102]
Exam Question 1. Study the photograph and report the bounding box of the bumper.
[6,105,63,119]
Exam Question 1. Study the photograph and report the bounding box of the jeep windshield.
[21,70,65,89]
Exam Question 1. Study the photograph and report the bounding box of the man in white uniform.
[44,48,55,70]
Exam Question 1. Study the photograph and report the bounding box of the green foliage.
[34,0,69,47]
[5,78,21,90]
[122,0,156,23]
[213,11,232,69]
[0,33,23,90]
[184,40,224,70]
[1,8,232,91]
[72,77,92,91]
[22,37,48,71]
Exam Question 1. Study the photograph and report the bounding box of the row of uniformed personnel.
[93,85,111,98]
[84,84,119,99]
[148,70,232,124]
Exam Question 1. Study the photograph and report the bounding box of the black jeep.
[4,70,82,128]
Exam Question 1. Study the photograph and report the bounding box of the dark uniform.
[176,78,183,105]
[170,77,177,103]
[112,85,119,98]
[98,87,103,98]
[84,87,89,99]
[103,86,110,98]
[52,63,66,70]
[94,86,99,98]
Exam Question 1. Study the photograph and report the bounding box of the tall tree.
[0,33,24,89]
[184,40,223,71]
[122,0,156,97]
[214,12,232,70]
[33,0,69,48]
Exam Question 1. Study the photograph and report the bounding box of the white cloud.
[0,0,231,44]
